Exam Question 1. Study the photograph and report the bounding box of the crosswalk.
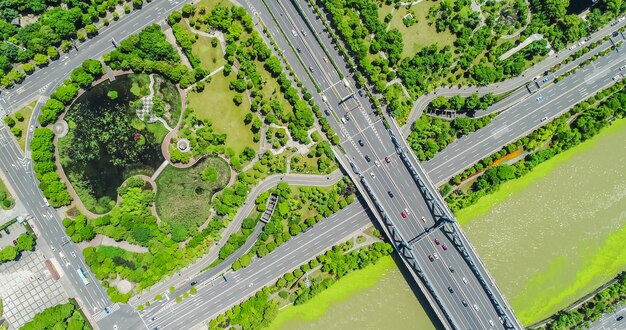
[92,303,121,322]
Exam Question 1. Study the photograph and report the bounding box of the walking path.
[499,34,547,61]
[129,168,344,308]
[79,234,149,254]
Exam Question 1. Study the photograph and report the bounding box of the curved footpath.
[401,19,626,136]
[129,168,344,308]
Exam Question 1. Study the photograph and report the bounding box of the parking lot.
[0,220,27,249]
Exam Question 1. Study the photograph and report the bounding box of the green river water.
[270,119,626,328]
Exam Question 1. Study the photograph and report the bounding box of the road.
[0,126,127,323]
[401,18,626,136]
[129,169,344,309]
[587,307,626,330]
[141,202,372,330]
[424,32,626,186]
[239,0,521,329]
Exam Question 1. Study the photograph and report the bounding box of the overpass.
[244,0,523,328]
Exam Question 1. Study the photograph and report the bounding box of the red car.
[12,240,17,246]
[401,211,407,218]
[442,244,448,251]
[434,239,440,245]
[385,156,391,164]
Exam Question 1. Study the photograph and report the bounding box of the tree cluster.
[103,24,206,89]
[0,232,35,262]
[408,113,497,161]
[39,59,104,125]
[30,128,72,207]
[21,300,90,330]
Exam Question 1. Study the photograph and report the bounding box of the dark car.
[4,227,10,235]
[324,109,330,116]
[449,266,454,273]
[388,191,394,198]
[618,316,624,321]
[428,255,434,262]
[190,281,197,286]
[358,90,364,97]
[358,140,364,147]
[462,300,468,307]
[365,155,371,162]
[448,287,454,293]
[104,307,110,314]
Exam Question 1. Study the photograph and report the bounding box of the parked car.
[401,212,407,219]
[428,255,434,262]
[434,239,440,245]
[385,156,391,164]
[358,140,364,147]
[12,240,17,246]
[387,191,394,198]
[442,244,448,251]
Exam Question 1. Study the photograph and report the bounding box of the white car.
[374,160,381,167]
[473,304,479,311]
[370,172,376,179]
[462,277,468,284]
[421,216,426,223]
[620,65,626,71]
[433,252,439,260]
[404,208,410,215]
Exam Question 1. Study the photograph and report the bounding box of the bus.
[76,268,90,285]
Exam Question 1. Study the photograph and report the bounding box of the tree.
[17,234,35,252]
[107,91,118,100]
[34,54,49,67]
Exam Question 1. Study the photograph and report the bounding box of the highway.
[141,202,372,330]
[401,18,626,135]
[424,32,626,186]
[240,0,521,328]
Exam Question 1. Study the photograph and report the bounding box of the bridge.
[244,0,523,328]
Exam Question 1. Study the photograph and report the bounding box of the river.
[268,119,626,328]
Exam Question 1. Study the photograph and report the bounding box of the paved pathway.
[129,169,344,308]
[79,234,149,254]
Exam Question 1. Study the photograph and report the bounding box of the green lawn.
[188,73,257,155]
[154,75,182,127]
[155,156,231,231]
[178,21,226,73]
[129,74,151,98]
[388,2,457,59]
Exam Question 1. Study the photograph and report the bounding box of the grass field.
[188,73,257,155]
[194,0,232,10]
[155,156,231,231]
[388,2,457,59]
[9,100,35,151]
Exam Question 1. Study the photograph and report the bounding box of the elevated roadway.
[242,0,522,328]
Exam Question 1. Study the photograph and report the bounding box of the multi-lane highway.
[424,32,626,186]
[142,202,372,330]
[240,0,521,328]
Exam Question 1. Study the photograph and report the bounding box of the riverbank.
[267,256,435,330]
[458,118,626,324]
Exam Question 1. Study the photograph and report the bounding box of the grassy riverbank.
[267,256,396,329]
[458,118,626,324]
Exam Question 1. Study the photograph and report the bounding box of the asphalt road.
[141,202,372,330]
[401,18,626,135]
[244,0,521,328]
[0,126,121,321]
[424,33,626,186]
[587,307,626,330]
